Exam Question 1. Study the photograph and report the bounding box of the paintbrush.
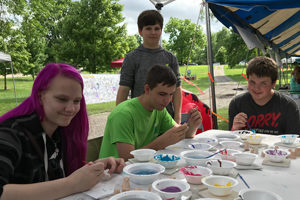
[238,173,250,189]
[204,149,226,159]
[246,120,255,133]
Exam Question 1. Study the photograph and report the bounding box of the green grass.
[86,101,116,115]
[224,65,248,85]
[0,76,33,115]
[217,107,229,130]
[0,76,116,116]
[179,65,210,94]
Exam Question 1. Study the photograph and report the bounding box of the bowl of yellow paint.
[202,175,238,196]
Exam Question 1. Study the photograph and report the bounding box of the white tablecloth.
[61,130,300,200]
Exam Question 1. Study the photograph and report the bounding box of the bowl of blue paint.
[154,154,180,169]
[123,163,165,185]
[152,178,190,200]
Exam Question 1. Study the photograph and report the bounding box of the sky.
[118,0,225,40]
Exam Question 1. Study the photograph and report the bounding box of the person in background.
[229,56,300,135]
[0,63,124,200]
[116,9,182,124]
[100,65,202,161]
[289,65,300,98]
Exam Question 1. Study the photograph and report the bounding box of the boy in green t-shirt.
[100,65,202,161]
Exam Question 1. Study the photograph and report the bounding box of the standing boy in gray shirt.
[116,10,182,123]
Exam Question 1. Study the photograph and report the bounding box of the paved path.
[198,65,247,109]
[87,65,248,139]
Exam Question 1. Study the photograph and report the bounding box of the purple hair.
[0,63,89,176]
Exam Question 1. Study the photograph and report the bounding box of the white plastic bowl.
[233,130,252,140]
[130,149,156,162]
[202,175,238,196]
[152,178,190,200]
[206,160,237,176]
[181,150,216,166]
[219,141,243,150]
[239,189,283,200]
[246,135,263,145]
[219,149,242,162]
[263,149,290,163]
[194,137,219,147]
[179,166,212,184]
[233,153,258,166]
[278,134,299,144]
[123,163,165,185]
[154,154,180,169]
[109,190,162,200]
[188,143,213,151]
[216,133,240,142]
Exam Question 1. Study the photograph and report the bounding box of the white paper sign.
[81,74,120,104]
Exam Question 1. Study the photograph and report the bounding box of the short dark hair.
[138,10,163,31]
[246,56,278,83]
[145,65,177,89]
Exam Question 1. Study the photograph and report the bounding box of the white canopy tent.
[0,51,17,105]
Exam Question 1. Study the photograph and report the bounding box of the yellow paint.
[214,182,231,187]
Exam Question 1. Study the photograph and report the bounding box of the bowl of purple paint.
[263,148,290,163]
[152,178,190,200]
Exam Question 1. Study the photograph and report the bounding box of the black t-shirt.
[229,91,300,135]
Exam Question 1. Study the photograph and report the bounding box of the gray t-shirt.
[228,91,300,135]
[120,45,181,98]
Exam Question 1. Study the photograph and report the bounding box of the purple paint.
[160,186,181,193]
[266,149,287,156]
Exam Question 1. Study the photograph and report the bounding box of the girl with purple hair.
[0,63,124,199]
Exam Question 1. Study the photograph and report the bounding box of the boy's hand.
[160,124,188,146]
[232,112,247,130]
[187,107,202,129]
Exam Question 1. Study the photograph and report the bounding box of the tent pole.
[205,2,218,129]
[10,62,17,105]
[275,52,282,88]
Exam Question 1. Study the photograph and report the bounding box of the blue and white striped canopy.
[207,0,300,56]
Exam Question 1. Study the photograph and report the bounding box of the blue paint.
[131,169,158,175]
[154,154,180,162]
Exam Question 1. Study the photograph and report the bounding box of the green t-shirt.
[99,98,176,158]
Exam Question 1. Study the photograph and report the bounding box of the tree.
[212,27,230,63]
[54,0,128,73]
[20,0,72,78]
[0,0,30,89]
[164,17,206,65]
[126,34,139,53]
[223,29,255,68]
[215,46,226,64]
